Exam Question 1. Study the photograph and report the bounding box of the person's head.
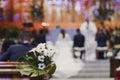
[98,28,104,34]
[61,29,65,34]
[85,17,89,23]
[60,29,65,38]
[76,28,80,33]
[39,29,45,34]
[19,31,32,44]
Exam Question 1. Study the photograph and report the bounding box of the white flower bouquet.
[16,43,56,78]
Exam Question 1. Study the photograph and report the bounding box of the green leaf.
[26,52,38,66]
[16,65,24,69]
[17,56,34,68]
[38,70,47,76]
[30,70,46,77]
[45,63,56,74]
[19,70,32,76]
[26,52,36,60]
[17,66,33,76]
[30,70,39,77]
[114,44,120,49]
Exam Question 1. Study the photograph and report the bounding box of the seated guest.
[1,39,15,54]
[0,31,34,61]
[34,29,46,46]
[73,29,85,59]
[111,27,120,57]
[96,28,108,59]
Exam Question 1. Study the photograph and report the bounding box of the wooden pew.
[0,62,50,80]
[0,62,28,78]
[110,57,120,78]
[115,67,120,80]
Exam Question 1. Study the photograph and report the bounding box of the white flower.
[49,49,55,57]
[46,44,53,50]
[46,44,56,57]
[38,56,44,62]
[28,48,37,56]
[44,49,49,56]
[36,43,46,53]
[38,63,45,70]
[48,49,55,57]
[29,48,36,52]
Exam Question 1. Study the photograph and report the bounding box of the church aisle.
[51,60,114,80]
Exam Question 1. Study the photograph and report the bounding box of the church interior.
[0,0,120,80]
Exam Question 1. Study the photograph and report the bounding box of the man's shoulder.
[9,44,33,49]
[10,44,22,48]
[77,33,84,36]
[74,34,84,38]
[74,34,78,37]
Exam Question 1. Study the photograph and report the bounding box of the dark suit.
[96,32,108,59]
[73,32,85,59]
[0,43,33,61]
[34,33,46,46]
[73,33,85,48]
[1,39,15,53]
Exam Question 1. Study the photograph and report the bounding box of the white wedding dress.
[52,33,84,78]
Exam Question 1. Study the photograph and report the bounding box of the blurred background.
[0,0,120,80]
[0,0,119,29]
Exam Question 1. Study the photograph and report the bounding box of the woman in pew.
[0,31,34,61]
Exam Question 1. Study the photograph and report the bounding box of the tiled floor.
[50,60,114,80]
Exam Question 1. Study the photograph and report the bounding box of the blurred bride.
[53,29,84,78]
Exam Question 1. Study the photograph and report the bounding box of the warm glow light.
[41,22,49,26]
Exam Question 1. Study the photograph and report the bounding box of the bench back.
[0,62,28,78]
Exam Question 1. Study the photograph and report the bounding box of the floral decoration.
[16,43,56,77]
